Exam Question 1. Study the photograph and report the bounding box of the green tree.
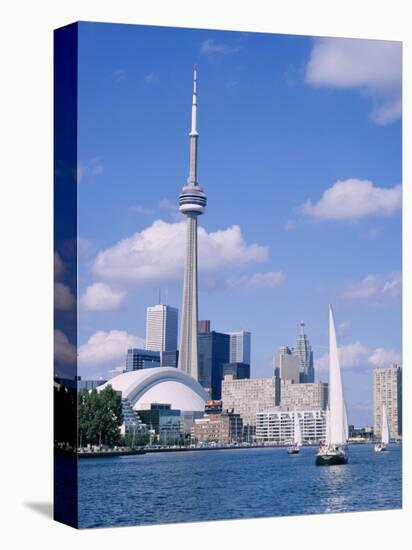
[78,385,123,447]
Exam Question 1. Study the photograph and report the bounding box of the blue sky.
[68,22,402,426]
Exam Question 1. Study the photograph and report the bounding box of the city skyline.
[73,23,402,426]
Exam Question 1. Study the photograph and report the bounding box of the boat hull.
[316,452,348,466]
[287,447,300,455]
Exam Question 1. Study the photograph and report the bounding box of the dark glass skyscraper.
[198,331,230,399]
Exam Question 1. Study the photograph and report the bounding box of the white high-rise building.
[229,331,251,365]
[373,363,402,439]
[146,304,178,352]
[146,304,178,368]
[178,66,207,381]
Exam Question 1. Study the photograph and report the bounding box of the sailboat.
[287,410,302,454]
[374,404,389,452]
[316,305,349,466]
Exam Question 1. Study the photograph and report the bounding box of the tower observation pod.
[178,66,207,381]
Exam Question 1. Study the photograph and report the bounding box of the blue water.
[78,444,402,528]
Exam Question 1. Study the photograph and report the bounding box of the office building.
[221,377,277,428]
[275,346,300,383]
[125,348,161,371]
[373,363,402,439]
[229,330,251,365]
[146,304,178,367]
[136,403,182,443]
[192,411,243,444]
[198,331,230,399]
[198,320,211,334]
[222,362,250,380]
[292,322,315,382]
[256,409,326,444]
[280,380,328,411]
[178,66,207,380]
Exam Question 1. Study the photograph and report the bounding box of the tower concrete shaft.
[178,66,207,380]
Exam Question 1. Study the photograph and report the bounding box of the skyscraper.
[274,346,300,383]
[229,331,251,365]
[292,322,314,383]
[373,363,402,439]
[146,304,178,352]
[198,331,230,400]
[178,66,207,380]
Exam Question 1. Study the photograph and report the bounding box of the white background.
[0,1,410,548]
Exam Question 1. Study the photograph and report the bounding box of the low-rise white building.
[256,409,326,444]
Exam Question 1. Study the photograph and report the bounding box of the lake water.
[78,443,402,528]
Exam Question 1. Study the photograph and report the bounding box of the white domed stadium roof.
[98,367,207,412]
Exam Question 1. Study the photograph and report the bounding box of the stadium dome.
[98,367,207,412]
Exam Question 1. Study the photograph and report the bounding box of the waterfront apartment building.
[256,409,326,444]
[192,411,243,445]
[280,380,328,411]
[274,346,300,383]
[146,304,178,367]
[125,348,161,371]
[221,377,277,427]
[228,330,251,365]
[373,363,402,439]
[198,331,230,400]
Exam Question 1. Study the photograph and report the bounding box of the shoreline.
[74,439,384,459]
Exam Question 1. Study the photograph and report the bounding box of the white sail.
[328,305,346,446]
[343,400,349,442]
[294,410,302,446]
[381,404,390,445]
[325,406,331,446]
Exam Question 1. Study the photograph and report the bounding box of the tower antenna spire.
[177,67,207,380]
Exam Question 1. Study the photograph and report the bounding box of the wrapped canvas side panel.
[53,22,78,529]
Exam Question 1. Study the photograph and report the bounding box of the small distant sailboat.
[287,410,302,454]
[316,305,349,466]
[374,404,389,452]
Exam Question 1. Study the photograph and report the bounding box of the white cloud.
[113,68,126,82]
[368,347,401,368]
[77,157,104,183]
[144,72,155,83]
[128,204,153,215]
[301,179,401,221]
[344,272,401,304]
[316,341,401,372]
[200,39,239,55]
[54,252,65,280]
[284,219,296,231]
[229,271,285,289]
[79,330,144,367]
[54,282,76,311]
[80,282,126,312]
[338,320,351,336]
[93,220,268,286]
[54,329,76,364]
[305,38,402,124]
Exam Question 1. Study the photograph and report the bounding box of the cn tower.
[178,66,207,380]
